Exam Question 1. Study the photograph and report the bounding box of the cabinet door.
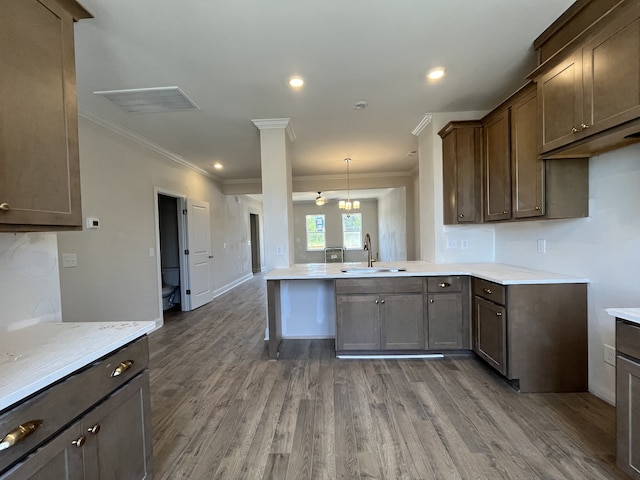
[336,294,380,351]
[0,0,82,229]
[380,294,424,350]
[583,11,640,137]
[82,373,153,480]
[455,127,482,223]
[511,88,544,219]
[442,132,458,225]
[427,293,463,350]
[474,297,507,375]
[537,51,584,153]
[617,355,640,479]
[483,109,511,221]
[0,422,84,480]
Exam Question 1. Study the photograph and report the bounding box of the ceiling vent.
[93,86,199,113]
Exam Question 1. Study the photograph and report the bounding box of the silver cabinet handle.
[0,203,10,211]
[72,436,86,448]
[458,214,464,218]
[496,312,502,317]
[535,206,541,210]
[503,210,509,214]
[375,299,379,304]
[87,424,101,435]
[483,288,492,295]
[380,299,385,304]
[439,282,450,288]
[580,123,589,130]
[571,127,579,133]
[429,298,434,303]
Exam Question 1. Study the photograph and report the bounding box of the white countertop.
[606,308,640,326]
[0,321,156,412]
[265,261,589,285]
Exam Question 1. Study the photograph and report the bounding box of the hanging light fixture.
[315,191,326,206]
[339,158,360,216]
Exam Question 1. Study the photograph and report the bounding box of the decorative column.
[252,118,296,270]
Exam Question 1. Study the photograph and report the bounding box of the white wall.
[378,187,407,261]
[494,143,640,403]
[57,117,258,325]
[0,233,61,330]
[292,199,377,264]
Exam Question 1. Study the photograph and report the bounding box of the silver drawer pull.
[380,299,385,304]
[439,282,450,288]
[496,312,502,317]
[0,420,43,451]
[483,288,492,295]
[111,360,134,377]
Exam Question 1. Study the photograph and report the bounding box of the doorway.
[157,194,183,311]
[250,213,261,274]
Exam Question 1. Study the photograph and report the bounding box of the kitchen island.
[0,321,155,479]
[265,261,589,392]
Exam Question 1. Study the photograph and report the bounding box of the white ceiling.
[73,0,574,182]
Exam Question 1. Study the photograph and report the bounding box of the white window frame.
[342,213,362,250]
[305,214,326,251]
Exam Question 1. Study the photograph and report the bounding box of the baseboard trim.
[212,273,254,299]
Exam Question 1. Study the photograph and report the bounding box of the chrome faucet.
[364,233,373,267]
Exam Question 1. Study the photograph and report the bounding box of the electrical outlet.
[460,239,469,250]
[62,253,77,268]
[537,239,547,254]
[603,344,616,366]
[446,239,457,249]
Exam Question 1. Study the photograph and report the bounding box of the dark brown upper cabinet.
[0,0,91,232]
[438,121,483,225]
[532,0,640,158]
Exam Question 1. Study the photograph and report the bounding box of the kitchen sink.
[340,267,407,274]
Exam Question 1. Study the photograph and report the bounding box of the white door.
[184,198,214,310]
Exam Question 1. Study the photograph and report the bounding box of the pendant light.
[338,158,360,216]
[315,192,326,206]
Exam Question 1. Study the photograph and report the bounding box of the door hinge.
[186,289,191,295]
[184,249,189,255]
[182,209,187,215]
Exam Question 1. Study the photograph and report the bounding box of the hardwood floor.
[148,274,627,479]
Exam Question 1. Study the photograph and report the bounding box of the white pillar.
[252,118,295,269]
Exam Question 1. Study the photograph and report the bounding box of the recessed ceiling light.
[427,67,446,80]
[213,162,223,170]
[353,100,368,110]
[288,76,304,88]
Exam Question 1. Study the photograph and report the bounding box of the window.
[306,214,326,250]
[342,213,362,249]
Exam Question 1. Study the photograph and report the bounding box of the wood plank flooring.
[148,274,628,479]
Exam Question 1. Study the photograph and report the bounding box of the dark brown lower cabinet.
[335,278,424,352]
[472,278,587,393]
[0,372,152,480]
[616,319,640,479]
[473,296,507,375]
[426,276,470,350]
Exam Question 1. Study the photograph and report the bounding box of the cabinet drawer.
[617,320,640,360]
[0,336,148,474]
[335,277,423,295]
[472,278,506,305]
[427,276,463,292]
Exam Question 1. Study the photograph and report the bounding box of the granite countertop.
[0,321,156,412]
[606,308,640,326]
[265,261,589,285]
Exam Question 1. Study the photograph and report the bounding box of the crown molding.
[79,110,220,181]
[411,114,433,136]
[251,118,296,142]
